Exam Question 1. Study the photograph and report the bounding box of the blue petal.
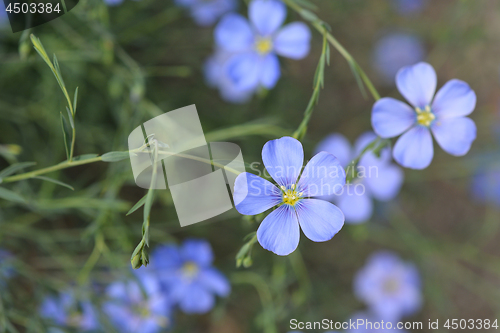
[257,204,300,256]
[262,136,304,187]
[151,244,182,271]
[259,53,281,89]
[198,268,231,296]
[355,131,392,165]
[179,283,215,314]
[233,172,281,215]
[431,116,476,156]
[295,199,344,242]
[297,151,345,197]
[393,125,434,169]
[249,0,286,36]
[371,97,416,138]
[226,52,261,91]
[190,0,237,26]
[314,133,353,168]
[335,184,373,224]
[180,239,214,267]
[431,79,476,119]
[396,62,437,109]
[215,14,254,52]
[274,22,312,59]
[364,163,404,201]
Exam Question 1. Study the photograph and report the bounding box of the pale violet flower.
[347,311,408,333]
[472,168,500,206]
[372,62,477,169]
[393,0,426,15]
[373,33,425,84]
[214,0,311,91]
[175,0,237,26]
[354,251,422,321]
[234,136,345,256]
[315,132,404,224]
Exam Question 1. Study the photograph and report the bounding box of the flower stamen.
[415,105,435,127]
[255,37,273,55]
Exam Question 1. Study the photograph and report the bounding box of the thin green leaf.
[0,162,36,180]
[60,113,70,160]
[34,176,74,190]
[72,154,99,161]
[66,106,74,128]
[73,87,78,114]
[101,151,130,162]
[126,194,147,216]
[0,187,26,203]
[348,61,367,99]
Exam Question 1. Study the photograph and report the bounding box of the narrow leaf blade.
[34,176,74,190]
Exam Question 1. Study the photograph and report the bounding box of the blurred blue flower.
[315,132,404,224]
[40,291,99,331]
[0,249,14,285]
[214,0,311,91]
[204,50,256,103]
[0,2,7,24]
[104,0,140,7]
[373,33,425,84]
[472,168,500,206]
[175,0,237,26]
[234,136,345,256]
[151,239,230,314]
[392,0,426,15]
[354,251,422,321]
[103,274,172,333]
[372,62,477,169]
[347,311,407,333]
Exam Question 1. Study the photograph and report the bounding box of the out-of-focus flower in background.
[354,251,422,321]
[175,0,237,26]
[103,274,172,333]
[104,0,140,7]
[0,249,14,286]
[372,62,477,169]
[315,132,404,224]
[204,50,255,103]
[373,33,425,84]
[392,0,426,15]
[214,0,311,93]
[472,169,500,206]
[234,136,345,256]
[150,239,230,314]
[39,291,100,331]
[347,311,407,333]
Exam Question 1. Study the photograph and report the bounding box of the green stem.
[2,157,102,183]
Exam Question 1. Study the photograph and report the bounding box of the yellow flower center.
[415,105,435,127]
[182,261,199,279]
[280,184,303,206]
[255,37,273,55]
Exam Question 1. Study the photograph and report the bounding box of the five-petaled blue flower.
[214,0,311,91]
[234,136,346,256]
[354,251,422,321]
[39,290,99,331]
[150,239,231,314]
[372,62,477,169]
[315,132,404,224]
[175,0,237,26]
[103,274,172,333]
[373,33,425,84]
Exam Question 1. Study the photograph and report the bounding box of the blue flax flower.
[103,274,172,333]
[204,50,255,103]
[214,0,311,91]
[151,239,230,314]
[372,62,477,169]
[104,0,140,6]
[373,33,425,84]
[39,291,99,331]
[392,0,426,15]
[234,136,345,256]
[347,312,407,333]
[354,251,422,321]
[315,132,404,224]
[472,168,500,206]
[0,249,14,284]
[175,0,237,26]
